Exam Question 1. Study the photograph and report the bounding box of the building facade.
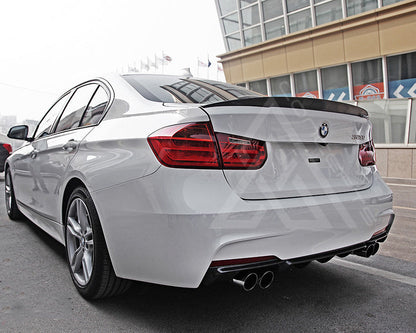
[215,0,416,179]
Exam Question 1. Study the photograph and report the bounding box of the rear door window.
[55,84,98,133]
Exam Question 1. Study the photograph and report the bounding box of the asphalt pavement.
[0,177,415,332]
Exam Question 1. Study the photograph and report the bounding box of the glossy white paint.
[6,74,394,289]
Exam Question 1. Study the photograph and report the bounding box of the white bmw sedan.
[5,74,394,299]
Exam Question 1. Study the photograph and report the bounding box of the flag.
[217,64,223,72]
[163,55,172,62]
[208,59,212,67]
[198,59,208,67]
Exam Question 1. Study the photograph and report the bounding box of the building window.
[288,9,312,33]
[222,12,240,35]
[383,0,403,6]
[387,52,416,98]
[359,99,408,144]
[262,0,284,21]
[218,0,238,16]
[409,99,416,143]
[265,18,286,40]
[226,32,242,50]
[321,65,350,101]
[270,75,291,96]
[346,0,378,17]
[243,26,262,46]
[249,79,268,94]
[352,58,384,100]
[286,0,310,13]
[294,70,318,98]
[315,0,343,26]
[241,0,257,7]
[241,4,260,28]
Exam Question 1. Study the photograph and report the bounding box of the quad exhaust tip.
[354,242,380,258]
[233,271,275,291]
[259,271,274,290]
[233,272,258,291]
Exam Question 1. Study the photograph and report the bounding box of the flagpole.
[197,57,200,77]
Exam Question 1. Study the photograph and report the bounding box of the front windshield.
[122,74,262,104]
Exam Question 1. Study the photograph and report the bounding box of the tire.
[5,168,24,220]
[64,186,131,299]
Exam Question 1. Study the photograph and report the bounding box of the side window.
[55,84,98,133]
[80,86,109,126]
[35,93,71,139]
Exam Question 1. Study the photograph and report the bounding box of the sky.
[0,0,226,122]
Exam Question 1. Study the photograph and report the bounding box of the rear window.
[122,74,262,104]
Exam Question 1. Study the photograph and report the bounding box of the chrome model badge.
[319,123,329,138]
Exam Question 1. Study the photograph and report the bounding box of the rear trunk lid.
[202,97,373,200]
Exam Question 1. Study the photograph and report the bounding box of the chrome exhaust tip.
[233,272,258,291]
[259,271,274,290]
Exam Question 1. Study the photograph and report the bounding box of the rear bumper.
[92,167,394,288]
[202,215,394,285]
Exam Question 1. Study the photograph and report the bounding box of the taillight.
[2,144,12,154]
[147,122,267,169]
[147,122,220,168]
[359,140,375,166]
[216,133,266,169]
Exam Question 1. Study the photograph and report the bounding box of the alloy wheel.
[66,198,94,286]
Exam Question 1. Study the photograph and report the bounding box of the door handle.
[31,149,39,159]
[62,140,79,152]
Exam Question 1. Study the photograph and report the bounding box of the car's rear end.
[88,75,394,290]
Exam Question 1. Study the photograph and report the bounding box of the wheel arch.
[62,177,87,226]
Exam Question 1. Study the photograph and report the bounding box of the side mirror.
[7,125,32,141]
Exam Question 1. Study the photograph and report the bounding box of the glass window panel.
[241,0,257,7]
[226,32,242,50]
[409,99,416,143]
[265,18,286,39]
[223,12,240,34]
[387,52,416,98]
[383,0,402,5]
[55,84,98,133]
[352,59,384,100]
[270,75,291,96]
[314,0,327,3]
[294,70,318,98]
[80,86,108,127]
[237,83,247,88]
[218,0,237,15]
[243,26,262,46]
[248,79,268,95]
[321,65,350,101]
[242,4,260,27]
[288,9,312,33]
[347,0,378,17]
[262,0,284,21]
[286,0,310,13]
[358,99,408,144]
[35,93,71,138]
[315,0,343,26]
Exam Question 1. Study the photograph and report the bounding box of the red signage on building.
[353,83,384,100]
[296,91,318,98]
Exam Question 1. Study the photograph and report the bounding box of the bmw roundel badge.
[319,123,329,138]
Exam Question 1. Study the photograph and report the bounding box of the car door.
[12,91,72,210]
[30,82,109,222]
